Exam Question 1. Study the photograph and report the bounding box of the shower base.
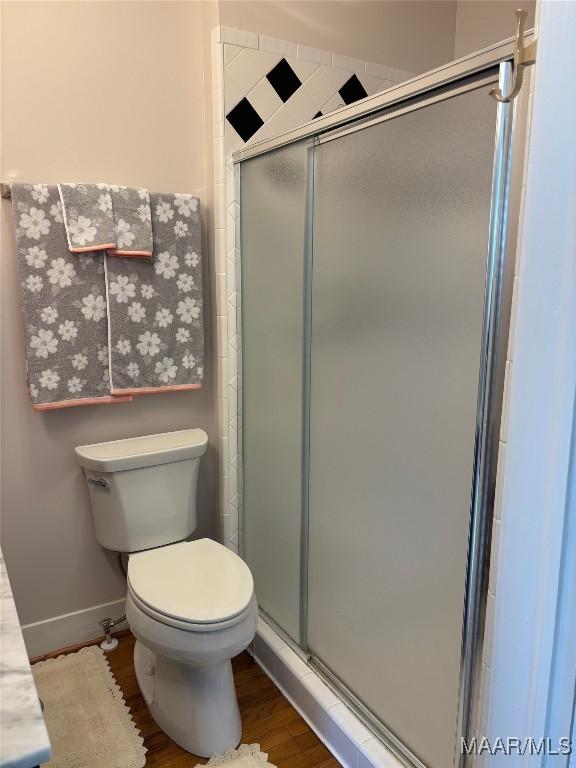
[250,615,401,768]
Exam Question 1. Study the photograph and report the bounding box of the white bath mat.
[205,744,276,768]
[32,645,146,768]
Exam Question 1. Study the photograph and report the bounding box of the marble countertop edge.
[0,550,52,768]
[0,745,53,768]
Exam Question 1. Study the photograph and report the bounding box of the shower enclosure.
[237,43,524,768]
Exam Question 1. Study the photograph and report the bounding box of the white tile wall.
[220,26,259,49]
[332,52,366,73]
[322,64,356,90]
[359,738,400,768]
[224,44,242,65]
[365,61,398,81]
[223,39,414,147]
[305,68,337,106]
[247,78,283,121]
[297,44,332,67]
[226,49,262,94]
[259,34,298,58]
[329,704,372,768]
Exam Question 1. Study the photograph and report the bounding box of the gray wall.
[219,0,458,74]
[454,0,536,59]
[220,1,537,79]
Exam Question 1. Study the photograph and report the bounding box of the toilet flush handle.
[87,476,109,490]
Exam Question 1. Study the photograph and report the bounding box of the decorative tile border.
[221,28,414,156]
[250,616,403,768]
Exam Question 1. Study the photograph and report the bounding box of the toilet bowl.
[75,430,257,757]
[126,538,257,757]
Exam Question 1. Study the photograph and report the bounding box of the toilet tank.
[75,429,208,553]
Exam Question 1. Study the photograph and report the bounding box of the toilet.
[75,429,257,757]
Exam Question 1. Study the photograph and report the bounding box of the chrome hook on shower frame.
[490,9,537,103]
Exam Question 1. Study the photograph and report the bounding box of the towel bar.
[1,183,11,200]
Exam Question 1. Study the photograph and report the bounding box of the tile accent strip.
[250,616,403,768]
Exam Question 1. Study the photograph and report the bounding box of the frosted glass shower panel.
[241,141,309,642]
[307,85,498,768]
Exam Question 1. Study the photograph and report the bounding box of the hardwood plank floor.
[46,632,341,768]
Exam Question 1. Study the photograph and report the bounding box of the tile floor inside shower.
[34,632,341,768]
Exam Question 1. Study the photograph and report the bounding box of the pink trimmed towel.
[108,186,153,258]
[104,191,204,395]
[58,183,116,253]
[11,183,132,411]
[59,183,153,259]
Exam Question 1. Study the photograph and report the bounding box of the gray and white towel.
[108,186,153,258]
[58,183,116,253]
[105,192,204,395]
[11,183,131,410]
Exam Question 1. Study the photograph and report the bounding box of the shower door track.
[236,36,531,768]
[232,33,533,165]
[310,657,430,768]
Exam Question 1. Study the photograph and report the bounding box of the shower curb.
[250,616,402,768]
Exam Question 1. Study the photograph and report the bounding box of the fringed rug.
[32,645,146,768]
[204,744,277,768]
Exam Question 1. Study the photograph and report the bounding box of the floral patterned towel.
[58,183,116,253]
[11,183,132,410]
[105,191,204,395]
[108,186,153,258]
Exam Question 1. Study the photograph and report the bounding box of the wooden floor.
[103,633,340,768]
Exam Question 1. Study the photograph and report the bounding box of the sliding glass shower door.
[307,85,498,768]
[241,140,310,642]
[241,63,513,768]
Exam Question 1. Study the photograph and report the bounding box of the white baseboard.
[22,597,126,658]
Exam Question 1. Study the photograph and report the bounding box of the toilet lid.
[128,539,254,624]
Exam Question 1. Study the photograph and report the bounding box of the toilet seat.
[128,538,254,629]
[128,586,256,632]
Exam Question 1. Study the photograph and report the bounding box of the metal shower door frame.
[236,36,531,768]
[302,63,516,768]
